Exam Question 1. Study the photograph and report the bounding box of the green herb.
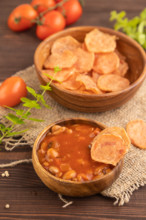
[110,9,146,49]
[0,67,61,144]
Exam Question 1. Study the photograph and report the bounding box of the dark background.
[0,0,146,219]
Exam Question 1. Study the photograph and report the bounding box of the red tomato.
[8,4,38,32]
[0,76,27,107]
[31,0,56,14]
[57,0,82,25]
[36,10,66,40]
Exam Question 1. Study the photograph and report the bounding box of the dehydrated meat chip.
[42,68,76,82]
[91,133,127,166]
[74,48,95,72]
[92,71,101,84]
[126,119,146,149]
[97,74,130,92]
[100,127,131,151]
[51,36,81,54]
[76,74,102,94]
[44,50,77,69]
[85,29,116,53]
[93,52,120,74]
[59,73,82,91]
[112,50,129,77]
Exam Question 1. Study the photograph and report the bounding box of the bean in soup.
[37,123,114,182]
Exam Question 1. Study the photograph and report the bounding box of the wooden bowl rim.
[32,117,123,185]
[34,26,146,98]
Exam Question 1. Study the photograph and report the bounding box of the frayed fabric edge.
[102,178,146,206]
[0,119,34,151]
[0,159,32,168]
[1,135,34,151]
[58,194,73,208]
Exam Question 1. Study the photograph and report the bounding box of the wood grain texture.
[0,0,146,219]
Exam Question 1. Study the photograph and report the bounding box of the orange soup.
[37,123,114,182]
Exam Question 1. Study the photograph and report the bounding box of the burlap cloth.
[0,65,146,206]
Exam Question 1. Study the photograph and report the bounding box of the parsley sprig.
[0,66,61,144]
[110,9,146,49]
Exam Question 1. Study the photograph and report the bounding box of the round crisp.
[93,52,120,74]
[51,36,81,54]
[92,71,101,84]
[59,73,82,91]
[91,133,127,166]
[112,51,129,77]
[112,59,129,77]
[42,68,76,82]
[126,119,146,149]
[97,74,130,92]
[99,127,131,151]
[44,50,77,69]
[76,74,102,94]
[85,28,116,53]
[74,48,95,72]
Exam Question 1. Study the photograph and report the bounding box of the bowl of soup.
[32,118,123,197]
[34,26,146,112]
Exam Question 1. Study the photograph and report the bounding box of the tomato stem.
[31,0,69,25]
[39,0,69,18]
[14,17,21,24]
[61,6,67,18]
[78,0,85,7]
[0,124,15,144]
[33,4,39,10]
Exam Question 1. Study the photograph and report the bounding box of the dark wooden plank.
[0,0,146,219]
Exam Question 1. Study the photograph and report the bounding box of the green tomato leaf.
[4,106,17,111]
[26,86,38,98]
[118,11,126,19]
[22,111,31,119]
[40,84,52,91]
[16,110,25,116]
[43,73,61,84]
[43,73,54,80]
[0,124,11,133]
[37,95,50,108]
[110,11,118,21]
[5,114,24,124]
[41,102,51,109]
[23,101,41,109]
[36,94,44,101]
[54,66,62,73]
[138,21,145,34]
[138,33,146,44]
[4,106,25,116]
[110,8,146,49]
[27,117,44,122]
[21,97,32,103]
[6,129,29,137]
[140,8,146,19]
[128,16,140,27]
[21,97,41,109]
[0,124,6,131]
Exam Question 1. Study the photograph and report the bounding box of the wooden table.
[0,0,146,219]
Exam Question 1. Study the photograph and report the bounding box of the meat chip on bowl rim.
[32,118,132,197]
[34,26,146,112]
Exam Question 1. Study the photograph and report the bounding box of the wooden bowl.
[34,26,146,112]
[32,118,123,197]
